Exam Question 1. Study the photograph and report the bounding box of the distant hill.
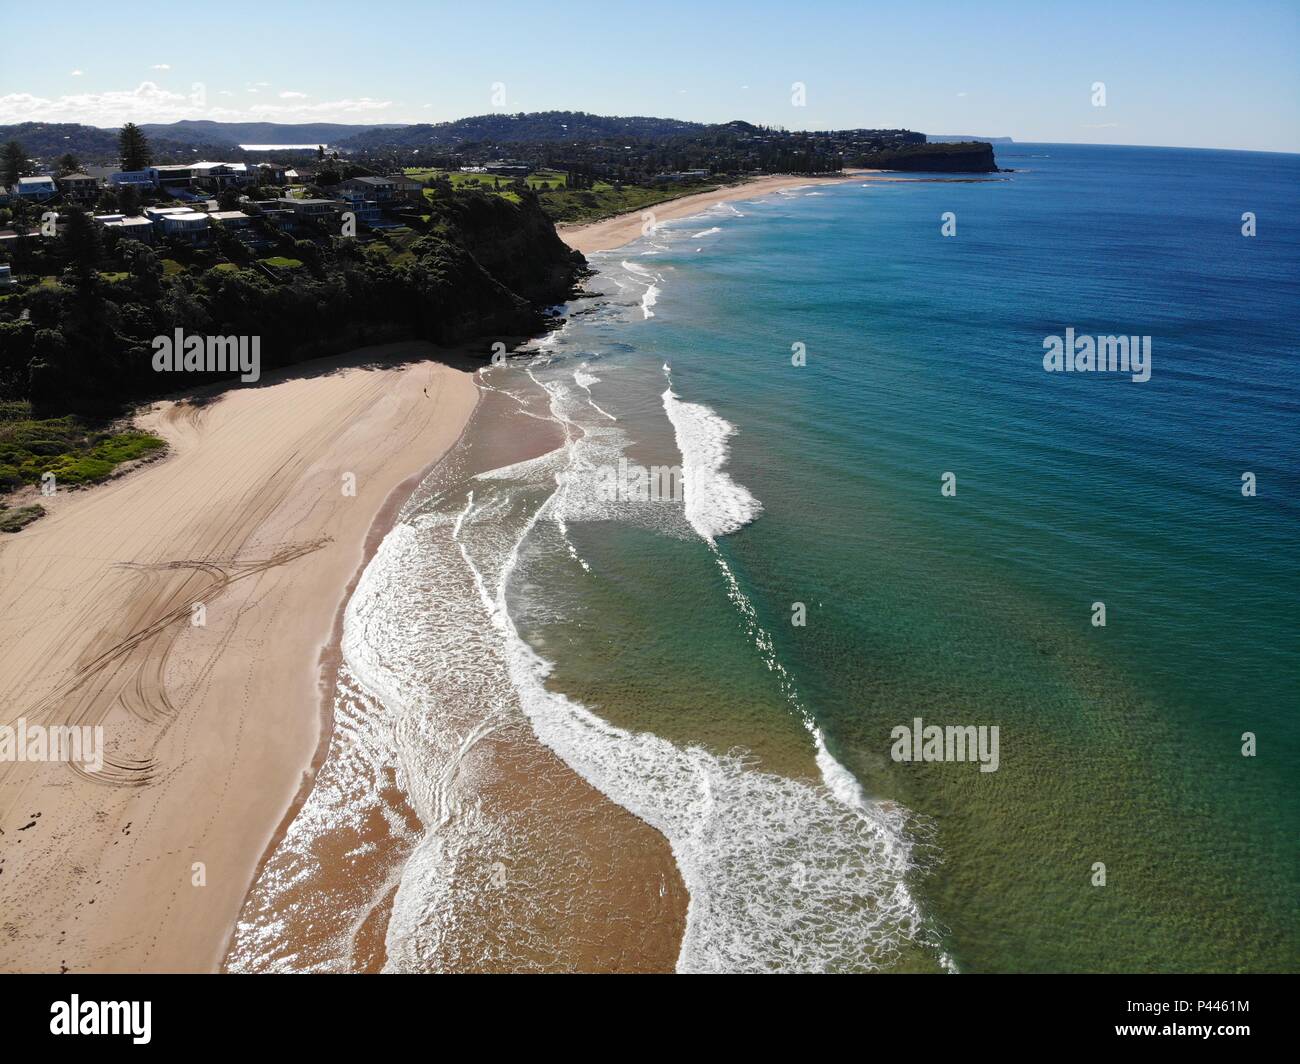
[928,134,1014,144]
[0,122,129,160]
[335,111,719,151]
[137,119,401,148]
[0,114,995,172]
[0,120,400,163]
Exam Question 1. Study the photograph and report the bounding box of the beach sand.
[559,171,879,254]
[0,344,478,973]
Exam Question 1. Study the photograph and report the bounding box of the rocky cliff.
[857,141,999,173]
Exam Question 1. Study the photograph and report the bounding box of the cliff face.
[404,234,543,345]
[425,190,588,305]
[858,142,999,173]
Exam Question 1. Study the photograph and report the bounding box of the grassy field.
[536,183,718,224]
[0,402,167,496]
[404,167,569,193]
[402,166,719,224]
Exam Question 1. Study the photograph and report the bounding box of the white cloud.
[0,82,394,126]
[279,90,308,99]
[152,64,171,71]
[70,70,84,77]
[956,91,968,97]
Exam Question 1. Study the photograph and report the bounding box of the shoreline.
[0,343,479,973]
[222,373,690,973]
[218,377,485,972]
[559,170,880,254]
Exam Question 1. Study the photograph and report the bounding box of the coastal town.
[0,115,997,288]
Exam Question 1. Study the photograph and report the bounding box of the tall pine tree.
[119,123,152,172]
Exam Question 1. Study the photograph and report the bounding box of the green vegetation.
[0,502,45,533]
[0,186,583,421]
[404,167,569,192]
[537,182,718,224]
[403,167,718,225]
[0,404,167,493]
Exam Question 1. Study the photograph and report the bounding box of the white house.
[144,206,210,242]
[93,214,155,242]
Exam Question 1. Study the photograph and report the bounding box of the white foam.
[660,386,762,541]
[231,272,948,975]
[691,226,722,238]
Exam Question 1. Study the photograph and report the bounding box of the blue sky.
[2,0,1296,152]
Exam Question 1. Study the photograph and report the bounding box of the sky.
[1,0,1296,152]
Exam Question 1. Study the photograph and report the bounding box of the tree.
[2,140,30,188]
[119,123,152,172]
[117,184,142,216]
[57,152,81,176]
[59,209,103,288]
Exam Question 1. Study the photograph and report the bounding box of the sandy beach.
[0,344,478,973]
[560,171,878,254]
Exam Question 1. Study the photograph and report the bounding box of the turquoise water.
[233,144,1298,973]
[514,144,1299,972]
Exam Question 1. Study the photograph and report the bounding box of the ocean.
[229,143,1299,973]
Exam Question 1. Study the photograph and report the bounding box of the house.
[338,176,397,201]
[109,170,154,188]
[93,214,155,242]
[255,207,294,232]
[0,264,13,287]
[209,210,252,229]
[147,164,196,189]
[390,176,425,204]
[57,173,100,201]
[264,197,343,224]
[144,205,209,243]
[338,198,381,228]
[12,176,58,201]
[255,162,299,186]
[189,162,254,191]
